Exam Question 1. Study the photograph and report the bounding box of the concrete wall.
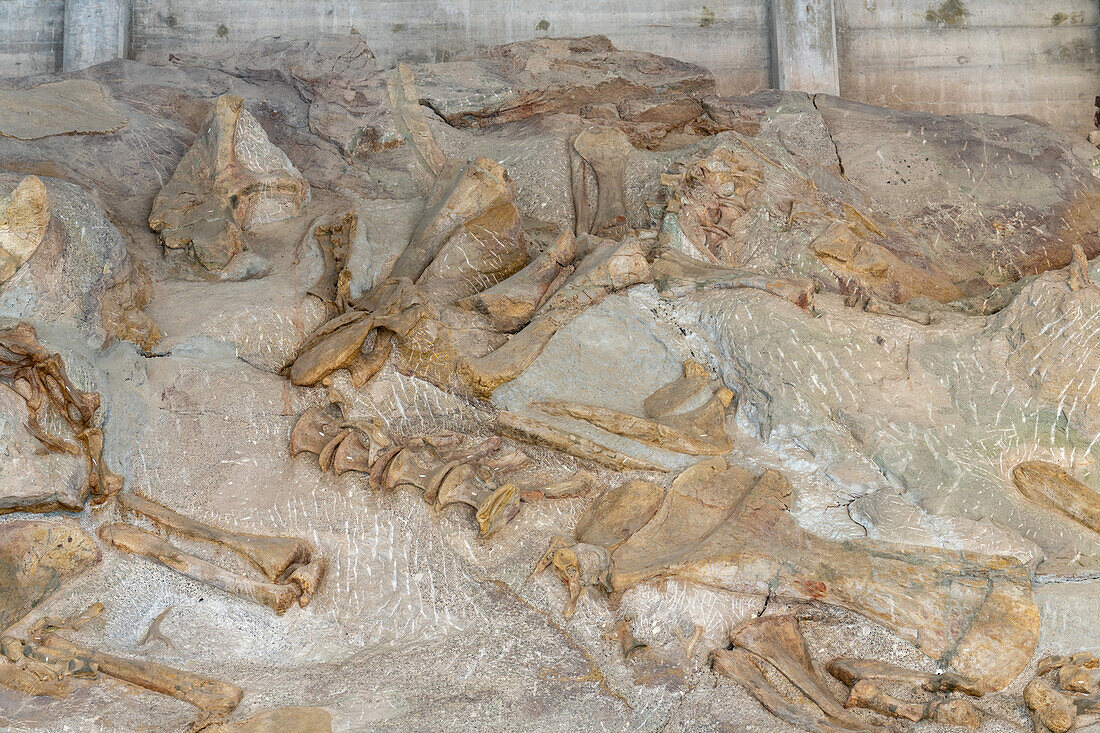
[835,0,1100,134]
[1,0,1097,133]
[127,0,771,96]
[0,0,65,76]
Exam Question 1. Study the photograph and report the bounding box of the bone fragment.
[42,634,242,718]
[652,247,815,310]
[290,315,375,386]
[521,470,595,501]
[390,157,516,283]
[1011,461,1100,534]
[643,360,715,419]
[0,175,49,283]
[140,606,174,649]
[286,557,327,607]
[713,647,856,733]
[1025,677,1077,733]
[116,492,312,583]
[98,524,302,615]
[825,657,984,696]
[1068,241,1092,291]
[495,411,667,472]
[387,64,447,178]
[844,679,979,728]
[457,229,578,332]
[1058,664,1094,694]
[0,654,77,699]
[731,615,869,730]
[347,332,393,387]
[569,142,591,236]
[571,129,632,235]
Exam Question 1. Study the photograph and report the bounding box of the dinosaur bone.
[41,634,242,719]
[116,492,314,584]
[533,380,735,456]
[712,647,855,733]
[1011,461,1100,534]
[652,247,815,310]
[387,63,447,178]
[0,175,49,283]
[1025,677,1078,733]
[98,524,302,615]
[571,129,633,235]
[140,606,174,649]
[544,460,1040,691]
[825,657,985,696]
[730,615,868,730]
[0,322,123,509]
[643,360,716,419]
[435,468,520,538]
[495,411,667,472]
[844,679,980,728]
[1068,241,1092,291]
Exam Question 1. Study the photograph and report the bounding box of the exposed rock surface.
[0,35,1096,733]
[0,520,99,632]
[0,80,127,140]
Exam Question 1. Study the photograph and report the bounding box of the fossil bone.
[0,322,123,510]
[543,461,1039,691]
[825,657,985,697]
[495,411,667,472]
[1011,461,1100,534]
[1058,664,1094,694]
[571,128,633,235]
[843,679,980,728]
[41,634,242,719]
[730,615,868,730]
[712,647,855,733]
[1025,677,1077,733]
[116,492,314,584]
[140,606,174,649]
[643,360,716,419]
[1068,241,1092,291]
[0,175,49,283]
[387,63,447,178]
[98,524,302,615]
[201,706,333,733]
[651,247,816,310]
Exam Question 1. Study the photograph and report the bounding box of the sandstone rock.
[203,706,332,732]
[0,175,48,284]
[149,94,310,272]
[0,79,127,140]
[0,520,99,632]
[412,35,714,128]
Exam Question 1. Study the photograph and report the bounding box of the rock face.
[0,520,99,632]
[0,175,48,283]
[0,80,127,141]
[149,94,310,272]
[412,35,715,128]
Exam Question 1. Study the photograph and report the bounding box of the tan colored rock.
[0,80,126,140]
[149,94,309,271]
[1011,461,1100,535]
[202,707,332,732]
[0,521,99,632]
[0,175,49,284]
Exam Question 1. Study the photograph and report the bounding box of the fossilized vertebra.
[0,175,49,283]
[1011,461,1100,534]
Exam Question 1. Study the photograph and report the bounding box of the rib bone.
[98,524,301,615]
[495,411,667,472]
[116,492,312,583]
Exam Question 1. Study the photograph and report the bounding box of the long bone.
[546,462,1040,691]
[116,493,312,584]
[571,129,633,235]
[826,657,985,697]
[98,524,302,615]
[495,411,667,472]
[712,647,857,733]
[41,634,242,719]
[730,615,869,730]
[844,679,980,728]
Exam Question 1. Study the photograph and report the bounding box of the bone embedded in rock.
[1068,241,1092,291]
[571,128,633,235]
[495,411,668,472]
[0,175,50,283]
[1024,677,1077,733]
[730,615,870,730]
[712,647,856,733]
[98,524,302,615]
[116,492,313,583]
[0,521,100,634]
[843,678,924,722]
[390,157,516,283]
[1011,461,1100,534]
[643,360,714,419]
[387,63,447,178]
[1057,664,1094,694]
[456,229,579,333]
[573,479,666,549]
[290,316,376,386]
[825,657,985,697]
[41,634,242,718]
[139,606,174,649]
[287,557,328,608]
[200,706,333,733]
